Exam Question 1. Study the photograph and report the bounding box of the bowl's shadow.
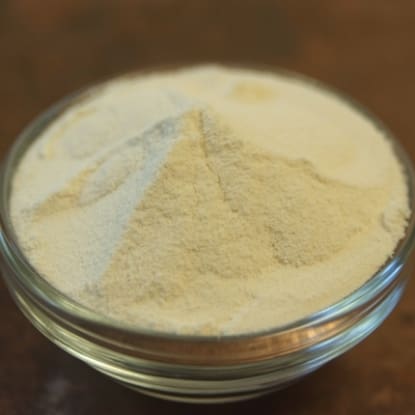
[31,340,355,415]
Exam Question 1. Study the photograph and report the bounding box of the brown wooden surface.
[1,1,415,414]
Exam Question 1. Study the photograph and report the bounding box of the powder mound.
[10,65,410,335]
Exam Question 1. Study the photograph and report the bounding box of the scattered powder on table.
[10,66,410,335]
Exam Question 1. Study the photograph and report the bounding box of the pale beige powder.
[10,66,410,335]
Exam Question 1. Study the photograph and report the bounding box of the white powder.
[10,66,410,335]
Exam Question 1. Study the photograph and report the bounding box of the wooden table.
[1,1,414,414]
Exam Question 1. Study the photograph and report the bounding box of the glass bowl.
[1,68,414,404]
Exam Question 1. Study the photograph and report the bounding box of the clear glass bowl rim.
[1,64,415,345]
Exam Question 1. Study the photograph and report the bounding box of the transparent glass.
[1,68,414,404]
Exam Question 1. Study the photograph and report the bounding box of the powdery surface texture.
[11,66,410,335]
